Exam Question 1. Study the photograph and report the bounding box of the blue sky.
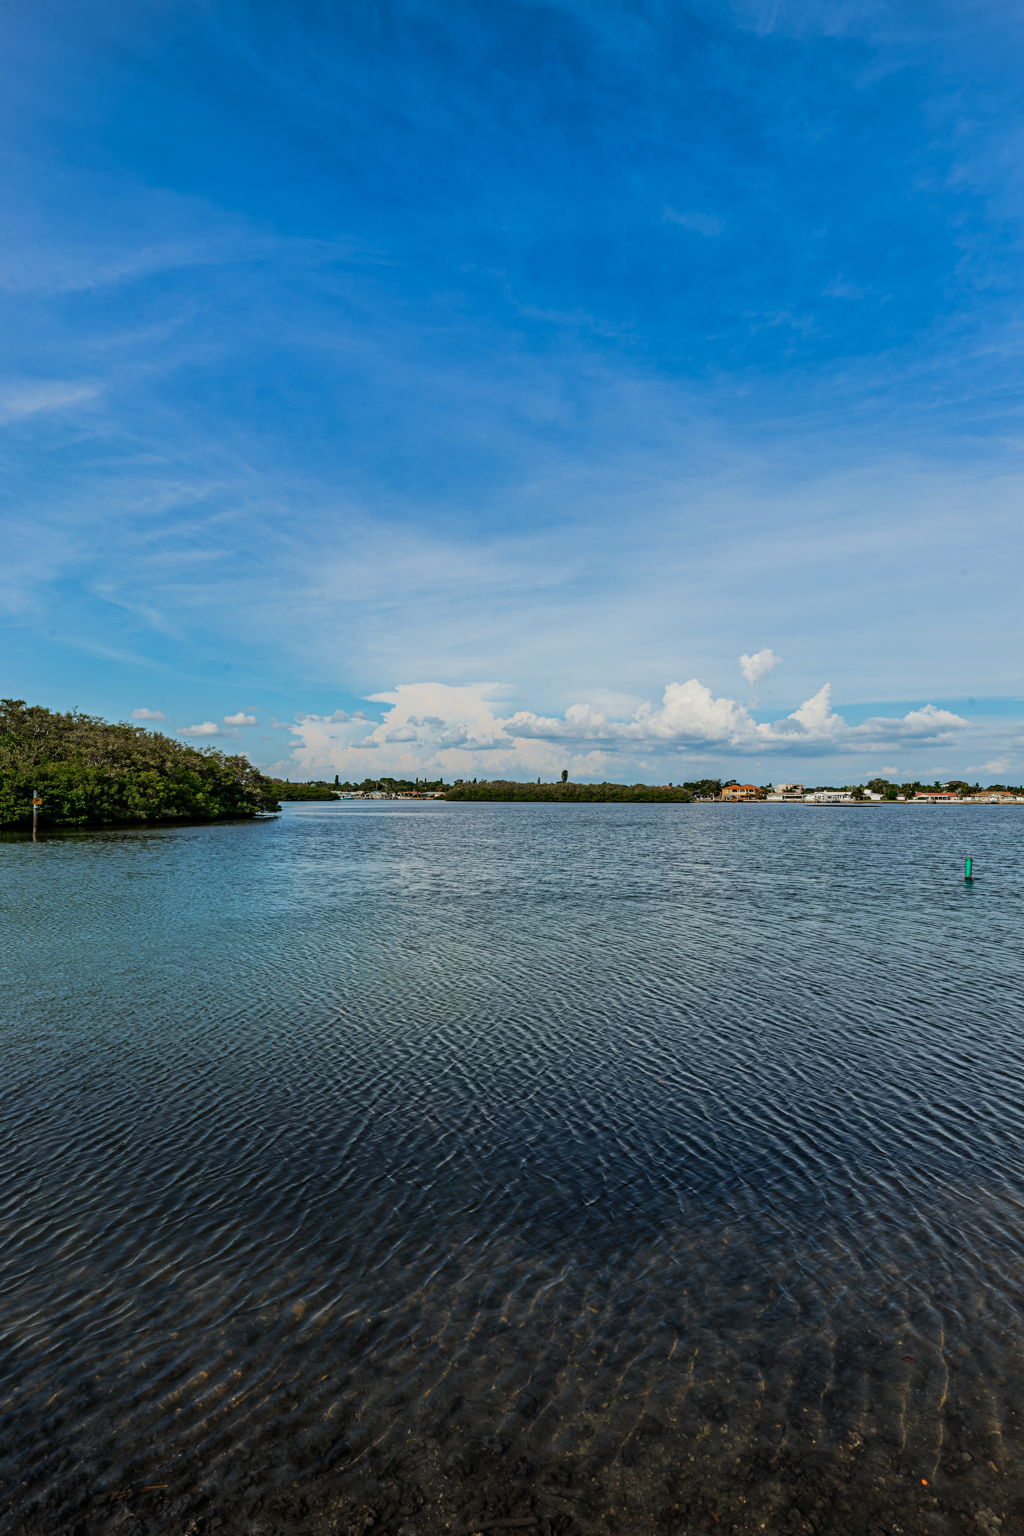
[2,0,1023,782]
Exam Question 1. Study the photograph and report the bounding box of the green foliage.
[264,779,338,801]
[0,699,280,829]
[444,779,694,802]
[680,778,722,799]
[339,777,447,794]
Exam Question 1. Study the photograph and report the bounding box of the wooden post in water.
[32,789,40,841]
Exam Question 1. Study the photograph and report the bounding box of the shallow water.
[2,802,1023,1535]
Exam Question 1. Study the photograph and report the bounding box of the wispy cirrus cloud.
[2,0,1022,780]
[0,380,98,419]
[663,207,724,237]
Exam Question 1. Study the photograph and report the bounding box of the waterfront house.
[722,784,762,801]
[766,782,805,801]
[913,790,960,803]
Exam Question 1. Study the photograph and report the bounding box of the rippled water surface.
[3,802,1024,1536]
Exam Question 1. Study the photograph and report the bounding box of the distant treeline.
[444,779,696,802]
[339,776,447,793]
[270,776,450,797]
[0,700,280,829]
[870,779,1024,798]
[264,779,338,801]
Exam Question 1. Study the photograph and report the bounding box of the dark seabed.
[2,803,1023,1536]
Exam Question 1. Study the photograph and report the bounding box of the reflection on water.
[1,803,1023,1534]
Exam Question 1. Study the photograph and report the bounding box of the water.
[2,803,1023,1535]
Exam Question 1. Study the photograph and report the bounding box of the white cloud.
[286,683,573,780]
[739,647,783,686]
[664,207,724,237]
[224,711,258,726]
[279,676,970,779]
[510,682,968,753]
[178,721,221,738]
[131,707,165,721]
[295,708,368,724]
[824,276,867,301]
[0,380,98,419]
[10,268,1024,717]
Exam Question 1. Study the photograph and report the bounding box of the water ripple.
[2,803,1024,1532]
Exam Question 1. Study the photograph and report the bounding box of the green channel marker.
[965,856,973,881]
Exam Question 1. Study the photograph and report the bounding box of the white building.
[766,782,805,801]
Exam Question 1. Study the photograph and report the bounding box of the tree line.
[338,776,448,793]
[441,775,1024,802]
[796,779,1023,799]
[443,779,696,802]
[862,778,1024,798]
[7,709,1017,828]
[270,776,450,797]
[0,700,280,829]
[263,779,338,800]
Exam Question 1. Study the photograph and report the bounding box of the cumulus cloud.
[295,708,368,724]
[178,721,220,738]
[280,676,970,778]
[739,647,782,686]
[224,711,257,726]
[286,683,571,780]
[509,683,967,753]
[131,707,165,721]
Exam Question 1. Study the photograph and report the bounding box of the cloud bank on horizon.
[281,659,970,782]
[1,0,1023,780]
